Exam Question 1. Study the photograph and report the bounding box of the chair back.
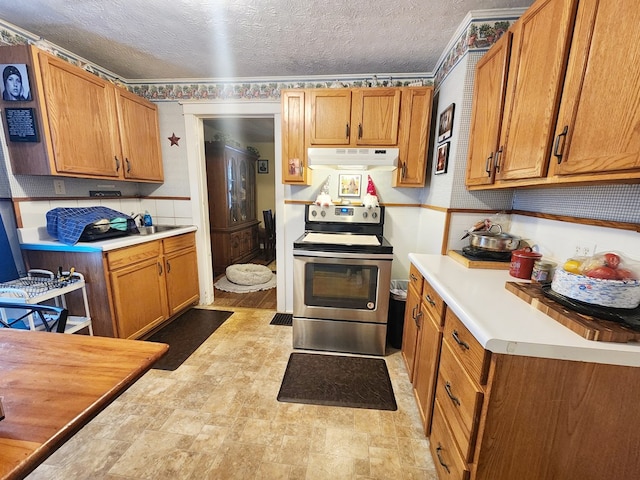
[0,215,18,282]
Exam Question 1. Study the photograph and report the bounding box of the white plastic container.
[551,268,640,309]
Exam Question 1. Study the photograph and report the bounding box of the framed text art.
[437,103,455,143]
[338,174,361,197]
[435,142,449,175]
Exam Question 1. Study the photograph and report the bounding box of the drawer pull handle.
[425,294,436,307]
[436,444,451,473]
[410,273,418,282]
[445,381,461,406]
[452,330,470,350]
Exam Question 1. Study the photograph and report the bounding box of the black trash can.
[387,280,408,349]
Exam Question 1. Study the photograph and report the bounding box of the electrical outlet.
[574,241,596,257]
[53,179,66,195]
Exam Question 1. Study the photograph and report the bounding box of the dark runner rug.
[277,353,397,411]
[270,312,292,326]
[145,308,232,371]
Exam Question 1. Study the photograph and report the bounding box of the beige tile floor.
[27,307,437,480]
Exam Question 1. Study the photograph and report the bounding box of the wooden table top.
[0,330,168,480]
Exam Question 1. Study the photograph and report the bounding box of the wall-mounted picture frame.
[435,142,449,175]
[1,64,32,101]
[438,103,455,143]
[338,174,361,197]
[257,159,269,174]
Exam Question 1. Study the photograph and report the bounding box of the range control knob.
[320,210,326,217]
[372,212,378,219]
[362,212,368,218]
[311,210,317,217]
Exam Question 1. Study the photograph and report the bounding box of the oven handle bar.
[293,249,394,261]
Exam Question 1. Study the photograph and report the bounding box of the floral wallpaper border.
[0,11,523,102]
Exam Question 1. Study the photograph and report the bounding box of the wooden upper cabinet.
[281,89,309,184]
[352,88,401,145]
[307,89,352,145]
[549,0,640,179]
[0,44,163,182]
[465,32,512,187]
[38,51,122,178]
[116,87,164,182]
[307,88,401,146]
[395,87,433,187]
[494,0,577,182]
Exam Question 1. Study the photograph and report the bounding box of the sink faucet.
[131,213,143,227]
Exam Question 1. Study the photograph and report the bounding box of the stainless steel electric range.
[292,204,393,356]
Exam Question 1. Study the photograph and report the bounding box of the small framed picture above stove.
[257,159,269,174]
[435,142,449,175]
[338,174,361,197]
[437,103,455,143]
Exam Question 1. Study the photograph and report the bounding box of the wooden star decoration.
[168,133,180,146]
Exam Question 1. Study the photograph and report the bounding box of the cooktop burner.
[461,246,512,262]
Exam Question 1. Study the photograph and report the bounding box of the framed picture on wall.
[437,103,455,143]
[338,174,361,197]
[1,64,32,101]
[435,142,449,175]
[257,159,269,174]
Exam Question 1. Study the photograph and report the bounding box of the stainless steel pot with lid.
[468,224,521,252]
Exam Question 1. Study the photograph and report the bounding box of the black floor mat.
[145,308,232,370]
[277,353,397,411]
[270,313,292,326]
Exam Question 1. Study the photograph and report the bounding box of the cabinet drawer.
[443,309,490,385]
[436,340,484,462]
[422,279,445,326]
[430,399,470,480]
[408,263,424,295]
[163,232,195,254]
[106,240,162,270]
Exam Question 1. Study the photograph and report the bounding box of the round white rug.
[214,273,276,293]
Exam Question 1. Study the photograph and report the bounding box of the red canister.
[509,248,543,279]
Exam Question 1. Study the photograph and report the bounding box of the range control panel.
[306,204,383,224]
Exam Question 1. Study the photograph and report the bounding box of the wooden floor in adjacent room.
[212,258,277,310]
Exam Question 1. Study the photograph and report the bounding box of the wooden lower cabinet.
[108,243,168,339]
[401,264,423,382]
[404,262,640,479]
[23,232,199,338]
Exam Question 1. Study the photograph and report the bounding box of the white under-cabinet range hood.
[307,147,398,170]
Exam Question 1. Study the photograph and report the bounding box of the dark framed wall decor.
[435,142,449,175]
[257,159,269,174]
[437,103,455,143]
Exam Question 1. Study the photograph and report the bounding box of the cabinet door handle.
[494,146,503,173]
[157,262,163,275]
[425,294,436,307]
[485,153,493,176]
[114,156,120,172]
[125,158,131,173]
[435,444,451,473]
[166,260,171,273]
[444,381,461,406]
[452,330,470,350]
[411,305,422,328]
[358,123,363,139]
[553,125,569,163]
[345,123,350,139]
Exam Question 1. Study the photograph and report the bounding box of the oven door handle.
[293,250,394,261]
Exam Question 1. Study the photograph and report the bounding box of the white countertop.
[409,253,640,367]
[19,225,197,252]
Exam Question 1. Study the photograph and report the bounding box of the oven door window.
[304,263,378,310]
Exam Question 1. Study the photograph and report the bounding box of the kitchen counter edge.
[408,253,640,367]
[18,226,197,252]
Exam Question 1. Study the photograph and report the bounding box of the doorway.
[180,101,283,311]
[202,117,276,309]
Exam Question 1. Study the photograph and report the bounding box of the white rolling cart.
[0,269,93,334]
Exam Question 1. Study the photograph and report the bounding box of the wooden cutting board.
[448,250,511,270]
[505,282,640,343]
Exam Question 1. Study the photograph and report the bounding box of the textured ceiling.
[0,0,533,81]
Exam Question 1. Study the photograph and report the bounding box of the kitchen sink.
[135,225,182,235]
